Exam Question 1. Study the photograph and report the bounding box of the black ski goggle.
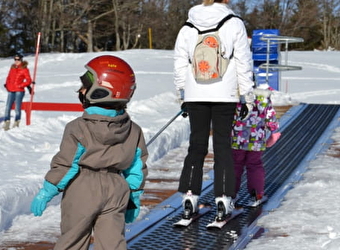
[80,71,94,89]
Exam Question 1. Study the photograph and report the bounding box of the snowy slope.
[0,50,340,249]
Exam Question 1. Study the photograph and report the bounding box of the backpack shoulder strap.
[215,14,243,31]
[183,21,201,33]
[183,14,243,35]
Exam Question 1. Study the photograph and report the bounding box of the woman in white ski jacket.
[174,0,254,221]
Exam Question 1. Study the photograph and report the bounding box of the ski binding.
[173,204,211,227]
[206,208,244,229]
[247,195,268,207]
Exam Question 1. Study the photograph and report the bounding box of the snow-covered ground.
[0,50,340,249]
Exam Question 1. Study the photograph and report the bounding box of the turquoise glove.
[123,148,144,223]
[125,190,143,223]
[123,148,143,190]
[31,180,59,216]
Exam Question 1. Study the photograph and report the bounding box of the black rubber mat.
[127,104,340,250]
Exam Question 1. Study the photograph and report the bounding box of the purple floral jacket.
[231,87,279,151]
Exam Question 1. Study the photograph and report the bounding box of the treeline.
[0,0,339,57]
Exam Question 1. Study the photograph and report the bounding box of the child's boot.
[215,195,234,221]
[3,120,10,131]
[182,190,199,219]
[249,189,267,207]
[12,120,20,128]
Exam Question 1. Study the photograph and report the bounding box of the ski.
[173,204,212,227]
[206,208,244,229]
[247,195,268,208]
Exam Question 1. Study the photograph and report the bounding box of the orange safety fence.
[12,102,83,125]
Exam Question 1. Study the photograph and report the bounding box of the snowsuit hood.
[81,109,131,145]
[253,87,272,99]
[188,3,233,29]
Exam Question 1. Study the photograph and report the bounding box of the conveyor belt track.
[127,104,340,250]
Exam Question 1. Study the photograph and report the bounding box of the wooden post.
[148,28,152,49]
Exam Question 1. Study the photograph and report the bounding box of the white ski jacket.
[174,3,254,103]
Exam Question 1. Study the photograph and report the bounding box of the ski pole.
[146,110,184,147]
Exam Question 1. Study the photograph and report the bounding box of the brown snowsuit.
[44,109,148,250]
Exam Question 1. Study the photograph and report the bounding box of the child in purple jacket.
[231,83,280,206]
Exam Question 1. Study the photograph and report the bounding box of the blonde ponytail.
[203,0,224,6]
[203,0,214,6]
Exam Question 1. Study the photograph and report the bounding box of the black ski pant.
[178,102,236,198]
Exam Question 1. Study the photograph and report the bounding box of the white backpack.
[184,14,241,84]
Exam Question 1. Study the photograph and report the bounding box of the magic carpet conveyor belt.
[123,104,340,250]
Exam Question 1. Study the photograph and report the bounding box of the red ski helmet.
[80,55,136,105]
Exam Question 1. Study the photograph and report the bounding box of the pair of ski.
[173,195,268,228]
[173,205,243,229]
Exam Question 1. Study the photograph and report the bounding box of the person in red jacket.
[3,54,33,131]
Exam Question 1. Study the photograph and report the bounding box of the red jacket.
[5,61,32,92]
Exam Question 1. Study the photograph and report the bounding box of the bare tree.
[287,0,322,49]
[319,0,340,50]
[1,0,340,54]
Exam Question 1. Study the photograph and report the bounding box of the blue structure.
[252,29,280,90]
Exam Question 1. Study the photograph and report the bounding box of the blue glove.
[123,148,144,223]
[31,180,60,216]
[123,148,143,190]
[125,190,143,223]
